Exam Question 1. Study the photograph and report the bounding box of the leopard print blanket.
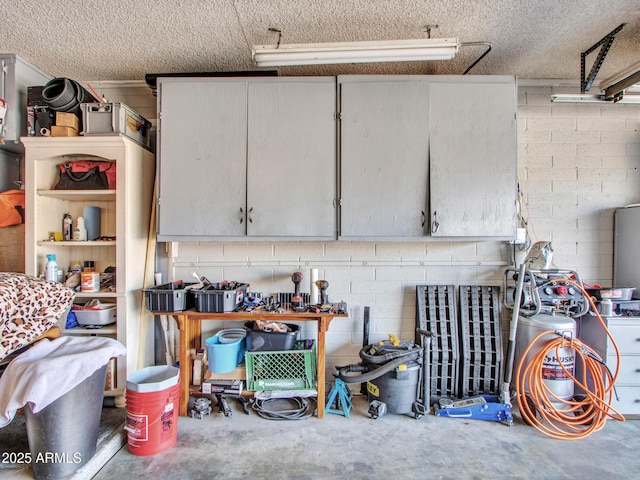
[0,273,75,361]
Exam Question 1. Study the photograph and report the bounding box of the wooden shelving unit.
[23,135,155,393]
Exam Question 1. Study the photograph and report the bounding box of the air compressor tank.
[514,312,576,408]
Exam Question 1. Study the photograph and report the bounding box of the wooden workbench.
[160,310,347,418]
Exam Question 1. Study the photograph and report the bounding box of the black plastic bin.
[143,281,195,312]
[244,321,300,351]
[192,283,249,313]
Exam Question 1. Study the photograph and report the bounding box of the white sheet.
[0,336,126,427]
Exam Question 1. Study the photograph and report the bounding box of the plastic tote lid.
[217,328,247,344]
[126,365,180,392]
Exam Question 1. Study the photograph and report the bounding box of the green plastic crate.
[245,347,316,391]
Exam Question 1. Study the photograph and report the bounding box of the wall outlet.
[509,227,527,245]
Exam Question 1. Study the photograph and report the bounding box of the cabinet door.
[339,77,429,238]
[246,79,336,238]
[158,80,248,239]
[429,78,517,237]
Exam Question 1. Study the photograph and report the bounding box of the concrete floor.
[94,395,640,480]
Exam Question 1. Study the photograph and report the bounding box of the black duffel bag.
[52,161,116,190]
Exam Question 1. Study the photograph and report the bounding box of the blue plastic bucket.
[205,330,246,373]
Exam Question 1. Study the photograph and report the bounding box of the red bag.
[52,160,116,190]
[0,190,25,228]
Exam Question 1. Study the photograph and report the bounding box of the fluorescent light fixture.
[252,38,459,67]
[551,93,640,104]
[598,60,640,99]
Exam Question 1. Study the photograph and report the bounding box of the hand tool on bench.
[291,272,305,311]
[310,280,331,312]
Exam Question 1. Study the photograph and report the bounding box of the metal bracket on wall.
[580,23,625,94]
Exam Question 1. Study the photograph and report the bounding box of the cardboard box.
[55,112,79,130]
[193,351,205,386]
[51,125,79,137]
[201,379,243,395]
[204,366,246,380]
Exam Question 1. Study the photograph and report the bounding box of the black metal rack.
[416,284,504,401]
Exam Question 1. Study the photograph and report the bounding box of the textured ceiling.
[3,0,639,88]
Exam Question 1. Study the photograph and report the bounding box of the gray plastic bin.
[24,364,107,480]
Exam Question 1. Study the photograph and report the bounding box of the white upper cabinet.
[157,75,517,242]
[428,77,517,238]
[246,80,336,238]
[157,77,336,241]
[339,76,430,239]
[158,80,248,239]
[338,75,517,240]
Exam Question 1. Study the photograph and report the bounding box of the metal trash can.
[24,364,107,480]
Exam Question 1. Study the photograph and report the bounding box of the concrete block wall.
[519,85,640,283]
[97,80,640,387]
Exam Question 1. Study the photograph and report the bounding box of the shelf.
[37,189,116,201]
[25,135,156,391]
[62,325,117,335]
[75,291,120,299]
[37,240,116,247]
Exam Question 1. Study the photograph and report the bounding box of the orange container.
[80,272,100,292]
[125,367,180,456]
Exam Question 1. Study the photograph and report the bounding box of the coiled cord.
[251,397,316,420]
[515,279,625,439]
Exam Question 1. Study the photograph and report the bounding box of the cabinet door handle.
[431,211,440,234]
[249,207,253,224]
[239,207,244,224]
[421,210,425,228]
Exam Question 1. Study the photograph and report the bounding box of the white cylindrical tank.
[514,312,577,407]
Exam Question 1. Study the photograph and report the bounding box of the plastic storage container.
[244,321,300,351]
[205,331,246,373]
[143,281,195,312]
[81,102,152,148]
[245,346,316,391]
[74,303,117,325]
[25,364,107,479]
[126,365,180,393]
[192,283,248,313]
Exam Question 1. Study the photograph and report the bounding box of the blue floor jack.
[433,395,513,425]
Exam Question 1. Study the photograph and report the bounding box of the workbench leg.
[177,314,190,416]
[317,318,328,418]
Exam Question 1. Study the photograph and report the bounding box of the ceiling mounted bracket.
[460,42,492,74]
[423,24,439,39]
[580,23,625,93]
[268,28,283,48]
